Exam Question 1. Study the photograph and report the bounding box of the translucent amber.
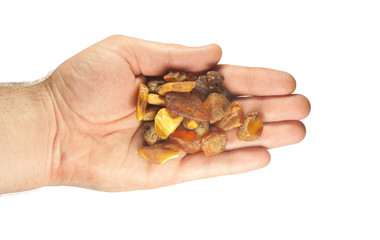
[136,83,149,121]
[138,143,180,164]
[215,102,244,130]
[165,92,210,121]
[193,121,209,138]
[142,107,161,121]
[148,94,166,106]
[147,79,166,93]
[157,81,196,95]
[201,132,227,157]
[143,121,164,145]
[164,71,188,82]
[169,130,201,153]
[236,112,263,141]
[155,108,183,139]
[182,118,199,130]
[203,93,231,123]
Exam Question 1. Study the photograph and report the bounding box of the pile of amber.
[136,71,263,164]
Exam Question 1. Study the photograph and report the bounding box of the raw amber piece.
[148,94,166,106]
[191,75,209,101]
[215,85,232,102]
[165,92,210,121]
[182,118,199,130]
[169,130,202,153]
[164,71,188,82]
[206,71,224,90]
[201,132,227,157]
[193,121,209,138]
[143,121,164,145]
[147,79,166,93]
[203,93,231,123]
[157,81,196,95]
[155,108,183,139]
[142,107,160,121]
[237,112,263,141]
[138,143,180,164]
[215,102,244,130]
[136,83,149,121]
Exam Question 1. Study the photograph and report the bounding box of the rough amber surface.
[206,71,224,90]
[215,85,232,101]
[147,79,166,93]
[157,81,196,95]
[215,102,244,130]
[201,132,227,157]
[191,71,232,101]
[169,130,202,153]
[165,92,210,121]
[136,83,149,121]
[142,107,161,121]
[155,108,183,139]
[191,75,209,101]
[193,121,210,138]
[182,118,199,130]
[143,121,164,145]
[203,93,231,123]
[148,94,166,106]
[164,71,188,82]
[138,143,180,164]
[237,112,263,141]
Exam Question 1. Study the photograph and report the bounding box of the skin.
[0,35,310,194]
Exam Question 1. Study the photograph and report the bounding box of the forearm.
[0,81,55,194]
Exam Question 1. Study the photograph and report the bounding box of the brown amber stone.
[191,75,209,101]
[138,143,180,164]
[201,132,227,157]
[155,108,183,139]
[203,93,231,123]
[165,92,210,121]
[148,94,166,106]
[142,107,161,121]
[169,130,202,153]
[206,71,224,90]
[164,71,188,82]
[215,102,244,130]
[237,112,263,141]
[182,118,199,130]
[147,79,166,93]
[136,83,149,121]
[193,121,209,138]
[143,121,164,145]
[157,81,196,95]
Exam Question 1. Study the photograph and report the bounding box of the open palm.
[46,35,310,191]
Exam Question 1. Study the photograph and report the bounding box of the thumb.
[101,35,222,76]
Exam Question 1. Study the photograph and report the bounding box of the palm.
[47,36,310,191]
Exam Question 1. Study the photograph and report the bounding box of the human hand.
[45,35,310,191]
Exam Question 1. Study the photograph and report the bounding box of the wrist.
[0,80,57,194]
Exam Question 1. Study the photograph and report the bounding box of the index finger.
[215,65,296,96]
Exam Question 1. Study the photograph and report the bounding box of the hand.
[45,35,310,191]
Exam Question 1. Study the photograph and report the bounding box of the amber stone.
[215,102,244,130]
[236,112,263,141]
[164,71,188,82]
[148,94,166,106]
[193,121,210,138]
[157,81,196,95]
[203,93,231,123]
[182,118,199,130]
[147,79,166,93]
[154,108,183,139]
[169,130,202,153]
[138,143,180,164]
[136,83,149,121]
[206,71,224,90]
[165,92,210,121]
[191,75,209,101]
[142,107,161,121]
[143,121,164,145]
[201,132,227,157]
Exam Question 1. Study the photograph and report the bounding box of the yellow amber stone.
[154,108,183,139]
[138,143,180,164]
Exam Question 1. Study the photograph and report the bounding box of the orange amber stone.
[136,83,149,121]
[236,112,263,141]
[215,102,244,130]
[157,81,196,95]
[182,118,199,130]
[154,108,183,139]
[169,130,202,153]
[201,132,227,157]
[203,93,231,123]
[138,143,180,164]
[165,92,210,121]
[164,71,188,81]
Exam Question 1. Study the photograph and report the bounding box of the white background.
[1,0,379,239]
